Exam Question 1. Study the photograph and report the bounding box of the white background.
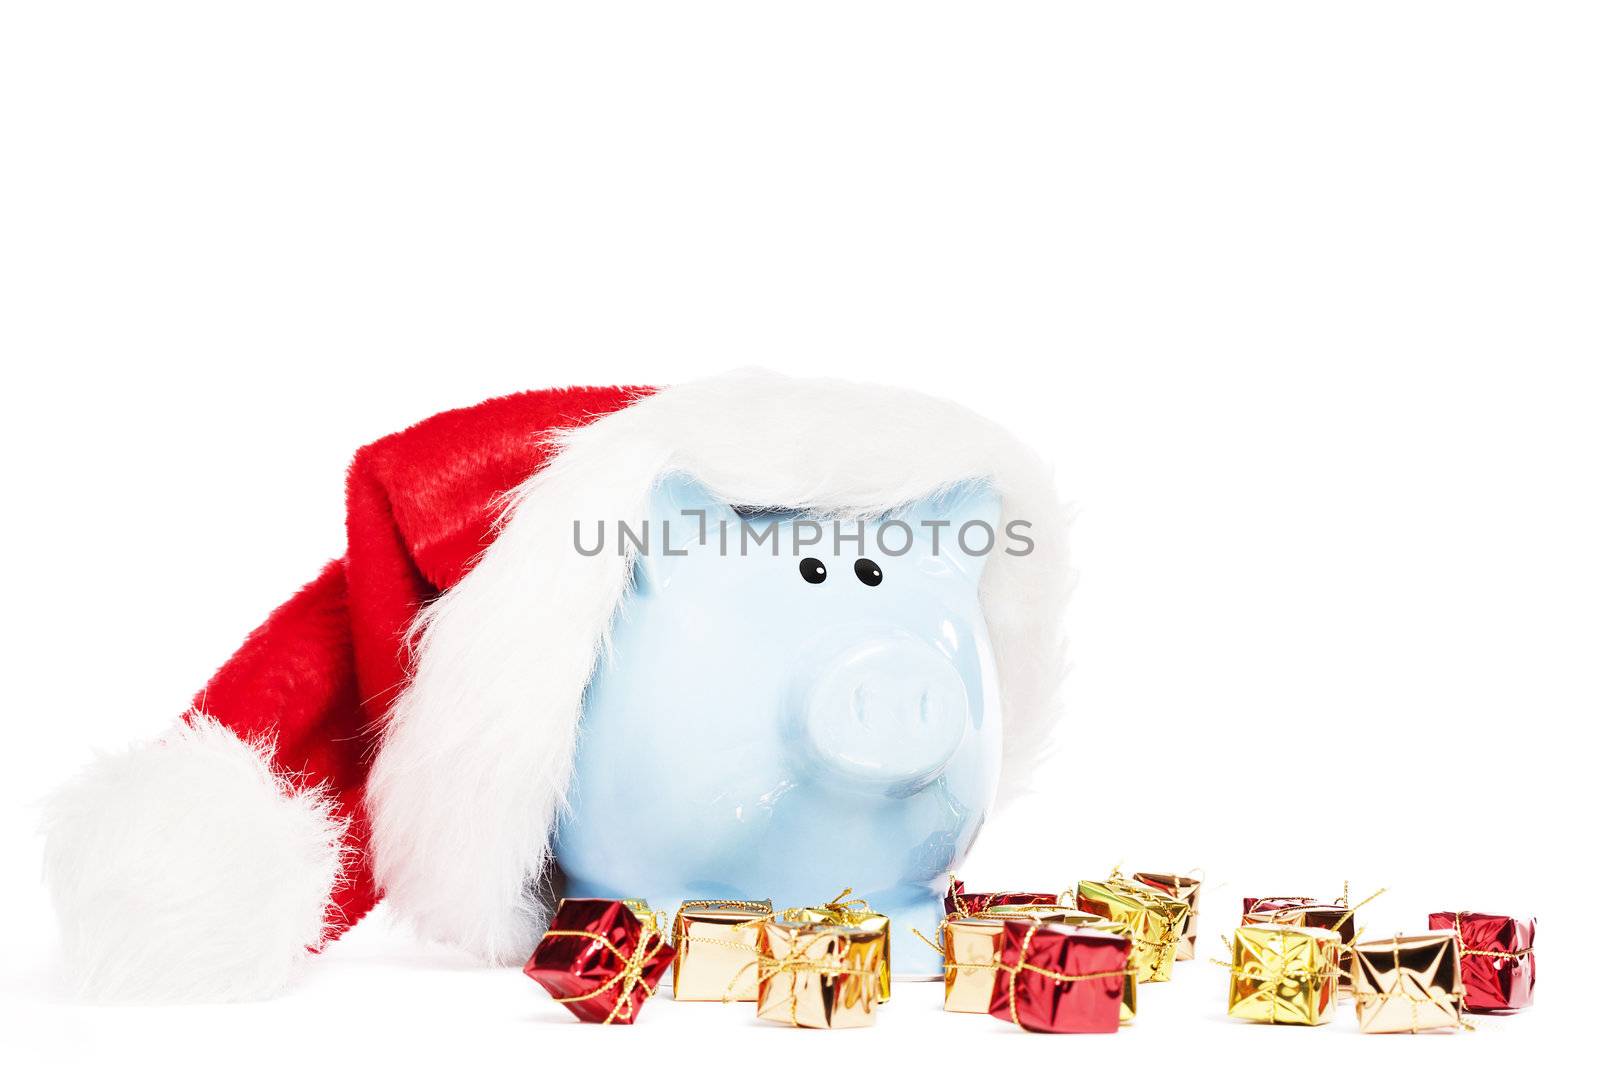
[2,2,1595,1063]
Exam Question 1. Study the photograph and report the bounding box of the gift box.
[942,917,1012,1013]
[781,889,892,1002]
[1351,933,1466,1033]
[1018,911,1137,1022]
[671,898,774,1001]
[923,900,1074,988]
[1243,886,1383,939]
[1242,896,1357,943]
[753,919,886,1028]
[1242,895,1319,914]
[987,920,1132,1033]
[940,913,1136,1021]
[999,908,1137,1019]
[1225,923,1342,1026]
[1132,871,1201,961]
[1076,878,1188,983]
[1428,911,1535,1012]
[524,898,676,1024]
[1243,887,1383,986]
[945,876,1060,919]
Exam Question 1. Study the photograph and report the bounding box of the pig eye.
[854,558,883,587]
[798,557,828,584]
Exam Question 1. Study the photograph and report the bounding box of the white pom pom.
[44,716,345,1001]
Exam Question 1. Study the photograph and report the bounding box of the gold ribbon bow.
[780,886,872,924]
[541,913,671,1025]
[822,886,871,913]
[681,898,772,910]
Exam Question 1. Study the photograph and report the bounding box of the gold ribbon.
[676,899,773,940]
[1460,947,1533,960]
[541,915,671,1025]
[822,886,871,913]
[1338,884,1390,918]
[947,874,976,919]
[912,925,948,956]
[1450,912,1534,961]
[779,886,873,924]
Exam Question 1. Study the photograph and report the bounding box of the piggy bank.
[556,476,1004,976]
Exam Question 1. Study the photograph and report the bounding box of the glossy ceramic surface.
[554,476,1004,977]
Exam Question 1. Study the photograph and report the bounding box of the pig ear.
[634,473,737,591]
[911,481,1003,583]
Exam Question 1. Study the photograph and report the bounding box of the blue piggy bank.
[555,476,1004,977]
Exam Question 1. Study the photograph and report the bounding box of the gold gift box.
[620,898,660,932]
[1076,879,1189,983]
[942,917,1012,1014]
[940,912,1136,1023]
[755,919,886,1028]
[671,898,774,1001]
[1243,902,1358,986]
[1351,933,1465,1034]
[781,891,891,1002]
[1226,923,1342,1026]
[1131,871,1201,961]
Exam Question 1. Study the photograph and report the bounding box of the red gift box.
[1243,896,1320,915]
[986,920,1131,1034]
[1429,911,1536,1012]
[524,898,676,1024]
[946,877,1060,919]
[1242,895,1362,945]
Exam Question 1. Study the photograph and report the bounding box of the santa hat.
[44,371,1069,1001]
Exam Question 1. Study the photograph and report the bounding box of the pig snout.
[786,627,970,796]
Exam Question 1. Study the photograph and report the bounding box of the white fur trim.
[44,716,345,1001]
[368,371,1069,963]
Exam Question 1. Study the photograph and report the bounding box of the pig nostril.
[918,692,930,725]
[851,684,869,725]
